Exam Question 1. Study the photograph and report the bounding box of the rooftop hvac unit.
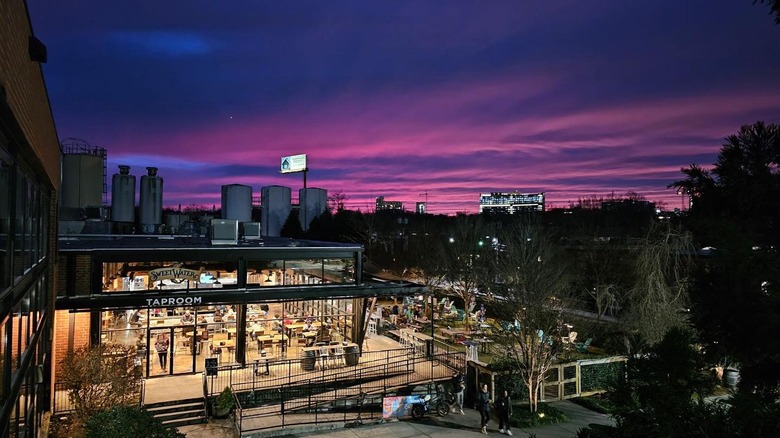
[210,219,238,245]
[242,222,262,240]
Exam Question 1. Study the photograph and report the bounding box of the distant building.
[479,192,545,214]
[376,196,403,211]
[415,202,427,214]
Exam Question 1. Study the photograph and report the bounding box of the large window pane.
[0,151,9,290]
[102,260,238,292]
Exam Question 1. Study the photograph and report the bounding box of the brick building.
[0,0,61,436]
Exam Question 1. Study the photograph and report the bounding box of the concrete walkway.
[179,400,613,437]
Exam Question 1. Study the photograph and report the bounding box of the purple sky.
[30,1,780,214]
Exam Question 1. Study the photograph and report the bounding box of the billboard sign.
[280,154,307,173]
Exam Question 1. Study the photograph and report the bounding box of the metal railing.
[223,348,464,434]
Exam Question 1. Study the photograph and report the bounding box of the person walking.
[451,370,466,415]
[476,383,491,434]
[154,334,169,371]
[495,389,513,435]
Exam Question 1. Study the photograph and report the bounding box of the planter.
[344,345,360,366]
[300,350,316,371]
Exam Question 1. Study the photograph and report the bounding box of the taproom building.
[53,231,419,379]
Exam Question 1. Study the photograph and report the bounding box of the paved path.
[179,400,613,437]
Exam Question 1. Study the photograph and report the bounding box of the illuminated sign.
[280,154,307,174]
[145,296,203,307]
[148,264,204,284]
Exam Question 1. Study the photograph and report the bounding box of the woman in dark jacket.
[476,384,491,434]
[495,389,513,435]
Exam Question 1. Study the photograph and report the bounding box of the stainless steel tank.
[139,167,163,233]
[61,153,104,209]
[221,184,252,222]
[110,165,135,222]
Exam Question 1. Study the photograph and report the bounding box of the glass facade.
[0,145,54,438]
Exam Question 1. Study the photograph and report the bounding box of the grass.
[510,402,568,428]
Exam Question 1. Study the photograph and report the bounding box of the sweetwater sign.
[145,296,203,307]
[148,264,203,284]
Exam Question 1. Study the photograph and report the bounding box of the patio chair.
[575,338,592,353]
[318,346,330,370]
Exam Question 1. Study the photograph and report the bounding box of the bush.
[571,394,615,415]
[85,405,184,438]
[215,386,235,413]
[511,402,567,428]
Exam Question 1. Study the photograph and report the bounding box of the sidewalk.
[179,400,613,437]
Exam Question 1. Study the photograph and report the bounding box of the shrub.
[85,405,184,438]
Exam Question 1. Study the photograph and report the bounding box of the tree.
[625,224,694,345]
[670,121,780,400]
[492,221,571,412]
[280,210,304,238]
[328,190,348,213]
[755,0,780,24]
[60,343,142,427]
[85,405,184,438]
[440,215,490,330]
[609,327,717,437]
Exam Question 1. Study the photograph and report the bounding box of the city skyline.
[30,1,780,214]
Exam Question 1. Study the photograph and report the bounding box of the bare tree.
[493,221,571,412]
[328,190,349,213]
[626,224,694,344]
[441,215,490,330]
[60,343,142,426]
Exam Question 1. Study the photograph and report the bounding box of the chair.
[332,344,345,367]
[575,338,592,353]
[318,346,330,370]
[456,309,466,321]
[367,320,377,336]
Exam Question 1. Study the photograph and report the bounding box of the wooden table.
[212,339,236,361]
[302,342,358,369]
[440,328,470,343]
[253,354,277,375]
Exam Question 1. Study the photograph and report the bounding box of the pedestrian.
[495,389,513,435]
[154,334,169,371]
[476,383,491,434]
[451,370,466,415]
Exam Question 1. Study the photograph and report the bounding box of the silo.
[111,165,135,223]
[221,184,252,222]
[60,139,106,212]
[299,187,328,231]
[260,185,291,237]
[139,167,163,234]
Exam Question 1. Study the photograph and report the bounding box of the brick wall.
[0,0,60,187]
[52,310,91,379]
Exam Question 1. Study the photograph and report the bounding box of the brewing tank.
[221,184,252,222]
[139,167,163,233]
[111,165,135,222]
[60,152,104,209]
[260,185,291,237]
[299,187,327,232]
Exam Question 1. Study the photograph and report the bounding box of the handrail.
[232,348,466,434]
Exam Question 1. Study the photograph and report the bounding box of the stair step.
[145,397,204,408]
[155,409,207,422]
[163,416,209,428]
[147,402,205,415]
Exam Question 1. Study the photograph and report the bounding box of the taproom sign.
[149,264,203,284]
[145,296,203,307]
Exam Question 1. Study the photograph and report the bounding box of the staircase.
[145,397,208,429]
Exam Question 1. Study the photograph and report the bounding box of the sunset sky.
[30,1,780,214]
